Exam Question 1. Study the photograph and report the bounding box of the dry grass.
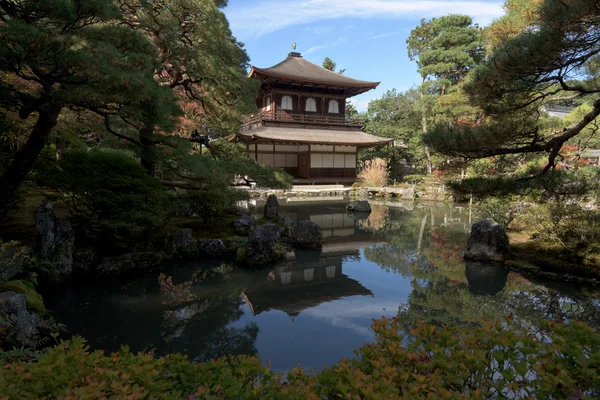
[358,158,389,187]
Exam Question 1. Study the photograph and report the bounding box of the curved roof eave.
[249,66,380,89]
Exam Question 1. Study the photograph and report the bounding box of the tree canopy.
[406,14,484,173]
[425,0,600,176]
[0,0,175,208]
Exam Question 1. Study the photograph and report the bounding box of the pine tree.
[425,0,600,176]
[0,0,175,209]
[407,15,484,174]
[322,57,336,71]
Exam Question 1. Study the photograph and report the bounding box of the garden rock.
[73,248,97,273]
[464,219,511,262]
[233,215,255,234]
[0,243,26,281]
[245,223,285,265]
[97,252,161,275]
[346,201,371,213]
[292,220,322,249]
[264,195,279,219]
[358,188,369,200]
[0,291,39,347]
[198,239,226,258]
[168,229,195,256]
[34,203,74,276]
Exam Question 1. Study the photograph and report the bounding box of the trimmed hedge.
[1,318,599,399]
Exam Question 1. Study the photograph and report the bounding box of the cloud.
[303,36,349,55]
[305,44,326,55]
[227,0,505,38]
[306,25,334,35]
[359,31,404,43]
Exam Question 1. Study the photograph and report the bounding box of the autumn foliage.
[1,317,599,399]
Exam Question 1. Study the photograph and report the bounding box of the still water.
[45,199,600,371]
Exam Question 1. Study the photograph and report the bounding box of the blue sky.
[224,0,506,111]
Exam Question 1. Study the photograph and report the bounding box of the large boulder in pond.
[346,201,371,213]
[464,219,510,262]
[264,195,279,220]
[34,202,74,276]
[168,229,196,256]
[243,223,285,265]
[0,291,40,347]
[291,220,322,249]
[233,215,255,234]
[465,261,509,296]
[198,239,226,258]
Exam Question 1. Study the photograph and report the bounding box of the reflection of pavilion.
[242,255,373,317]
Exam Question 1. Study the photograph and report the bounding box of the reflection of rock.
[233,215,255,234]
[465,219,510,262]
[293,248,323,264]
[0,291,40,346]
[346,201,371,213]
[465,261,509,296]
[291,220,322,248]
[346,211,371,220]
[264,194,279,219]
[244,223,285,265]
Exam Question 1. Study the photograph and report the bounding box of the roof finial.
[292,41,297,50]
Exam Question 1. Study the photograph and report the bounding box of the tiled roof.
[250,53,379,88]
[236,126,393,147]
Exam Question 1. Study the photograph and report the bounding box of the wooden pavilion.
[233,52,392,184]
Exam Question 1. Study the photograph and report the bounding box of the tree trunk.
[0,105,62,210]
[420,76,433,175]
[139,124,156,176]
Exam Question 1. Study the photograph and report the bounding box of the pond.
[44,199,600,372]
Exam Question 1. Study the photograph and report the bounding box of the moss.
[1,280,46,315]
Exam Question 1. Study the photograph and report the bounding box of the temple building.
[234,52,392,184]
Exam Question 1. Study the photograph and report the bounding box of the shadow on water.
[44,198,600,370]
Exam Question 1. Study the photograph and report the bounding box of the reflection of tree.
[157,267,259,361]
[362,204,600,331]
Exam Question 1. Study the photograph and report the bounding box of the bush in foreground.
[1,318,599,399]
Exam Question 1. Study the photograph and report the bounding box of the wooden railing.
[244,109,357,127]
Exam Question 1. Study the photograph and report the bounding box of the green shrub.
[176,189,249,223]
[473,196,516,228]
[44,148,167,247]
[2,318,599,399]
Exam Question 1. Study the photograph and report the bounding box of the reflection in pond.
[465,262,509,296]
[44,199,600,371]
[243,252,373,318]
